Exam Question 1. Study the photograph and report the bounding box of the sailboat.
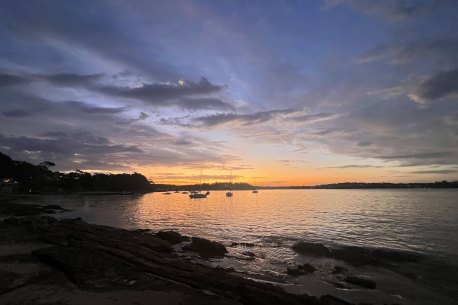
[189,169,209,199]
[226,171,233,197]
[252,178,259,193]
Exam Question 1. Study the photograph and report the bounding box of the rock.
[331,247,373,265]
[0,215,360,305]
[287,263,316,276]
[42,204,64,210]
[156,230,189,244]
[0,202,65,217]
[292,242,330,257]
[332,266,348,274]
[320,295,353,305]
[331,246,419,266]
[242,251,256,257]
[231,242,255,247]
[183,237,228,258]
[344,275,376,289]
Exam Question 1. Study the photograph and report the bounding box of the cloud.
[0,1,180,79]
[410,169,458,174]
[0,132,141,155]
[326,0,453,21]
[358,40,458,65]
[376,151,454,160]
[2,109,30,117]
[193,109,295,127]
[286,112,339,124]
[0,73,31,87]
[0,70,230,111]
[0,132,143,170]
[321,164,384,169]
[0,94,127,119]
[409,69,458,103]
[117,112,149,125]
[99,77,224,103]
[65,101,126,114]
[152,173,243,182]
[37,73,103,87]
[173,97,234,111]
[0,72,103,89]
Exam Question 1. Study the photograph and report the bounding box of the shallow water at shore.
[6,189,458,304]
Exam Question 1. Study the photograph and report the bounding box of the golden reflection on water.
[130,189,458,256]
[21,189,457,260]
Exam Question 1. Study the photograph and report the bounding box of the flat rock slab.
[0,215,355,305]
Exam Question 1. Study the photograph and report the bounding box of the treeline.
[0,152,152,193]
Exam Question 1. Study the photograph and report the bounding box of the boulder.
[286,263,316,276]
[292,242,330,257]
[156,230,189,244]
[184,237,228,258]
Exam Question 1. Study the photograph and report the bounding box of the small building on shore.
[0,178,19,194]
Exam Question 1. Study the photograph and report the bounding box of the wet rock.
[292,242,330,257]
[0,215,360,305]
[183,237,228,258]
[43,204,64,210]
[344,275,376,289]
[242,251,256,257]
[0,202,65,217]
[331,246,419,266]
[156,230,189,244]
[332,266,348,274]
[287,263,316,276]
[320,295,353,305]
[231,242,255,247]
[0,269,23,294]
[331,247,373,265]
[32,245,166,291]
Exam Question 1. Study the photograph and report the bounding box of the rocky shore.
[0,202,354,305]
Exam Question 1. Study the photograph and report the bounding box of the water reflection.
[17,189,458,261]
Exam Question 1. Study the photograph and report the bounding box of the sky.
[1,0,458,186]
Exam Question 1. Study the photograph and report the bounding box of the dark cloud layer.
[358,39,458,65]
[327,0,455,21]
[99,77,224,104]
[0,72,102,88]
[410,69,458,103]
[0,71,232,111]
[193,109,294,127]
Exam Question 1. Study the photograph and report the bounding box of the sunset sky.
[1,0,458,186]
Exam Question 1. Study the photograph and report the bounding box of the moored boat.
[189,191,210,199]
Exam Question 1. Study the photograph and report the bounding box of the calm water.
[20,189,458,261]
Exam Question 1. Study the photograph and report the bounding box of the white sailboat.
[226,171,233,197]
[252,178,259,193]
[189,169,209,199]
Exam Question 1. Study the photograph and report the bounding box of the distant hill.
[267,181,458,189]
